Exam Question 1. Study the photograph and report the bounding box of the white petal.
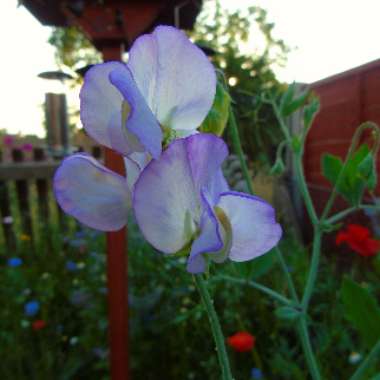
[217,192,282,262]
[54,154,130,231]
[128,25,216,131]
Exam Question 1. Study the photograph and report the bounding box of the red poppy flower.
[336,224,380,257]
[32,319,46,331]
[227,331,255,352]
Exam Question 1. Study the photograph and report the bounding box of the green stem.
[271,99,292,142]
[326,204,380,225]
[350,340,380,380]
[271,97,322,379]
[294,154,319,225]
[325,207,357,225]
[275,247,299,302]
[193,274,233,380]
[228,108,254,194]
[217,274,293,306]
[298,317,322,380]
[301,227,322,310]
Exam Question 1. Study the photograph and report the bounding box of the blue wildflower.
[7,257,23,267]
[251,368,263,379]
[66,260,78,271]
[74,230,86,239]
[24,300,40,317]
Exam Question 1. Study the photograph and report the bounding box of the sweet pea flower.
[133,133,282,273]
[54,25,216,230]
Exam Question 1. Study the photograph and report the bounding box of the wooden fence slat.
[0,162,59,181]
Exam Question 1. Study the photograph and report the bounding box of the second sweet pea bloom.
[54,26,216,230]
[133,133,282,273]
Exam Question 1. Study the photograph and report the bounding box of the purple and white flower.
[54,25,216,230]
[133,133,282,273]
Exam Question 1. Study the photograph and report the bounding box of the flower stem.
[193,274,233,380]
[294,154,319,225]
[301,227,322,310]
[298,317,322,380]
[217,274,293,306]
[228,108,254,194]
[275,246,299,302]
[326,204,380,225]
[350,339,380,380]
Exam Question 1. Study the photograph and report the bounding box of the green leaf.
[275,306,302,321]
[358,151,377,190]
[341,277,380,347]
[291,135,302,153]
[322,154,343,185]
[280,82,296,114]
[321,145,375,205]
[280,83,309,117]
[303,96,320,130]
[199,82,231,136]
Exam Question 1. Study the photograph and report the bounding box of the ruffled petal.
[128,25,216,131]
[186,133,228,200]
[80,62,143,155]
[133,139,199,253]
[187,191,223,274]
[217,192,282,262]
[109,67,162,159]
[54,154,130,231]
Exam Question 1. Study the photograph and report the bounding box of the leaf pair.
[279,82,320,131]
[322,145,377,206]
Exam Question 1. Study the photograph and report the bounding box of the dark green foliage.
[341,277,380,348]
[322,145,377,205]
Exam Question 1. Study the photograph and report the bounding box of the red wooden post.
[102,44,129,380]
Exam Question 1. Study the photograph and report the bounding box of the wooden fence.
[0,144,103,251]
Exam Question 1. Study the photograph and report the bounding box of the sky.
[1,0,380,137]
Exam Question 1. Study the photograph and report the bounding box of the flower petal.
[80,62,143,155]
[186,133,229,201]
[128,25,216,131]
[217,192,282,262]
[54,154,130,231]
[109,67,162,159]
[187,191,223,274]
[124,151,151,190]
[133,139,199,253]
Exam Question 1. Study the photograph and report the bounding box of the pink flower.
[3,135,14,146]
[22,143,33,152]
